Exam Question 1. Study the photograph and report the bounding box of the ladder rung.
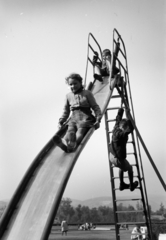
[127,152,135,155]
[111,165,115,168]
[107,119,116,122]
[107,107,120,111]
[111,164,137,168]
[117,221,146,226]
[108,131,113,134]
[112,175,138,180]
[119,233,147,237]
[111,95,121,98]
[115,198,141,202]
[116,210,144,214]
[114,186,140,191]
[130,233,147,237]
[112,164,137,168]
[131,164,137,167]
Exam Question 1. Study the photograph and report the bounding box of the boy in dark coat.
[109,108,138,191]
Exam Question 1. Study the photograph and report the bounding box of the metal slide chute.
[0,33,118,240]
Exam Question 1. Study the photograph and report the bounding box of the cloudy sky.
[0,0,165,206]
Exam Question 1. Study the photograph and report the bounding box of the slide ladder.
[104,29,153,240]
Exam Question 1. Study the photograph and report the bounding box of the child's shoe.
[130,181,138,191]
[66,142,77,153]
[119,182,130,191]
[94,74,103,82]
[65,131,77,153]
[53,135,68,152]
[53,135,62,144]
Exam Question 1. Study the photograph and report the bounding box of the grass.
[49,226,132,240]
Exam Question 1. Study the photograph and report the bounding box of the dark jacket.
[59,89,102,124]
[94,60,119,77]
[109,108,134,160]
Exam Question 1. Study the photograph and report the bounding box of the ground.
[49,225,132,240]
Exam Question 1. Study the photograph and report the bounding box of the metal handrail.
[112,28,154,239]
[114,29,166,190]
[84,32,102,87]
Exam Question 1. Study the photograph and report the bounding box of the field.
[49,225,132,240]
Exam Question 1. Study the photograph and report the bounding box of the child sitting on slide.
[93,49,120,82]
[53,73,102,153]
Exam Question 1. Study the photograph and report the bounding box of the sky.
[0,0,166,208]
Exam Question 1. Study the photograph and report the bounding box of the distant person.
[85,222,90,230]
[78,224,85,230]
[121,223,129,230]
[140,226,148,240]
[131,225,143,240]
[89,222,95,230]
[53,73,102,152]
[93,48,120,82]
[109,107,138,191]
[61,219,68,236]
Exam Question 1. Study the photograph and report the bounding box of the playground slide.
[0,75,118,240]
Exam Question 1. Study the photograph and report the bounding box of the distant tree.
[107,207,114,222]
[157,203,165,215]
[148,204,152,214]
[128,205,135,211]
[56,198,157,225]
[75,204,82,221]
[136,200,143,210]
[152,222,166,240]
[80,206,91,223]
[98,206,114,222]
[90,207,100,223]
[117,203,124,211]
[126,205,136,222]
[56,198,74,223]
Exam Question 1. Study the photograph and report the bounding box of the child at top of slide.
[93,49,120,82]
